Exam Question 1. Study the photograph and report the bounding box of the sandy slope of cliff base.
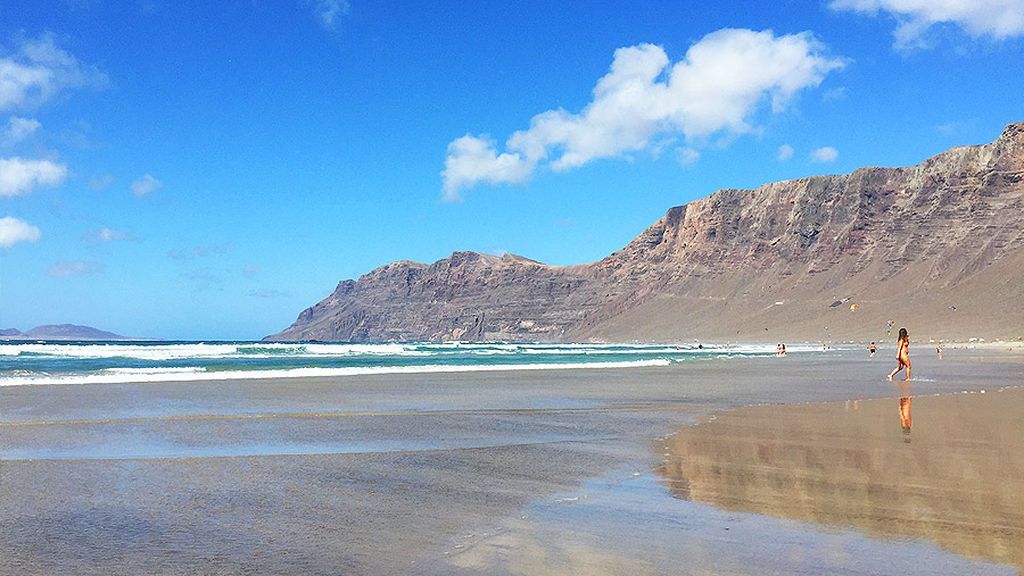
[584,244,1024,343]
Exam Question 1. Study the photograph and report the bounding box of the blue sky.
[1,0,1022,339]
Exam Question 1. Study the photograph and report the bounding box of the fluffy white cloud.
[811,146,839,162]
[0,157,67,197]
[0,216,41,248]
[442,29,844,199]
[1,116,41,146]
[131,173,162,196]
[441,135,535,201]
[48,260,103,277]
[777,144,795,161]
[0,34,107,111]
[831,0,1024,46]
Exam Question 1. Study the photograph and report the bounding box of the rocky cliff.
[267,123,1024,342]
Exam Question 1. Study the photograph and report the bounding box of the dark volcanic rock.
[268,123,1024,343]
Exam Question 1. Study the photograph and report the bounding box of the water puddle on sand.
[434,467,1016,576]
[656,386,1024,573]
[427,387,1024,575]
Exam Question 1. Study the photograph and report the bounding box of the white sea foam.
[0,359,674,386]
[0,341,788,360]
[0,342,429,360]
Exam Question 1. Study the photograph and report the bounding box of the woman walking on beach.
[888,327,911,381]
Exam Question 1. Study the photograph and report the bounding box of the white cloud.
[130,173,162,196]
[0,33,107,111]
[830,0,1024,47]
[83,227,128,243]
[811,146,839,162]
[1,116,41,146]
[0,156,67,197]
[310,0,350,29]
[442,29,845,198]
[777,143,795,161]
[0,216,41,248]
[441,135,535,201]
[48,260,103,277]
[675,147,701,167]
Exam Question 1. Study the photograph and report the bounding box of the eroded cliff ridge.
[267,123,1024,342]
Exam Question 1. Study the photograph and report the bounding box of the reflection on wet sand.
[898,380,912,441]
[658,388,1024,571]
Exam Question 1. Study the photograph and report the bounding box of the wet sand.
[1,349,1023,575]
[658,386,1024,572]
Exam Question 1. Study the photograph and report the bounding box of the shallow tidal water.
[1,348,1022,575]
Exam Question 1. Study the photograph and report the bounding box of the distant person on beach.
[776,343,783,357]
[781,343,786,356]
[936,341,943,359]
[868,342,877,357]
[888,327,911,381]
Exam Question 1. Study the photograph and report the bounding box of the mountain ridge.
[267,123,1024,343]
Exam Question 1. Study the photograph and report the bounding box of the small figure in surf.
[780,343,786,356]
[868,342,877,357]
[887,327,911,381]
[936,341,943,359]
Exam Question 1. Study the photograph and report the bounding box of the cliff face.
[267,123,1024,342]
[273,253,599,341]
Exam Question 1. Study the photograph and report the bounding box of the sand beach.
[2,347,1022,575]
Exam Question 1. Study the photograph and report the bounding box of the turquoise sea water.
[0,340,798,385]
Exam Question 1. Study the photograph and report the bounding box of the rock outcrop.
[267,123,1024,342]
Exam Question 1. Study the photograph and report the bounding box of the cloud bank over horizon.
[441,28,845,201]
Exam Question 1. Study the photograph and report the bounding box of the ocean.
[0,340,799,386]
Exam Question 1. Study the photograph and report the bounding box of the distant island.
[0,324,130,341]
